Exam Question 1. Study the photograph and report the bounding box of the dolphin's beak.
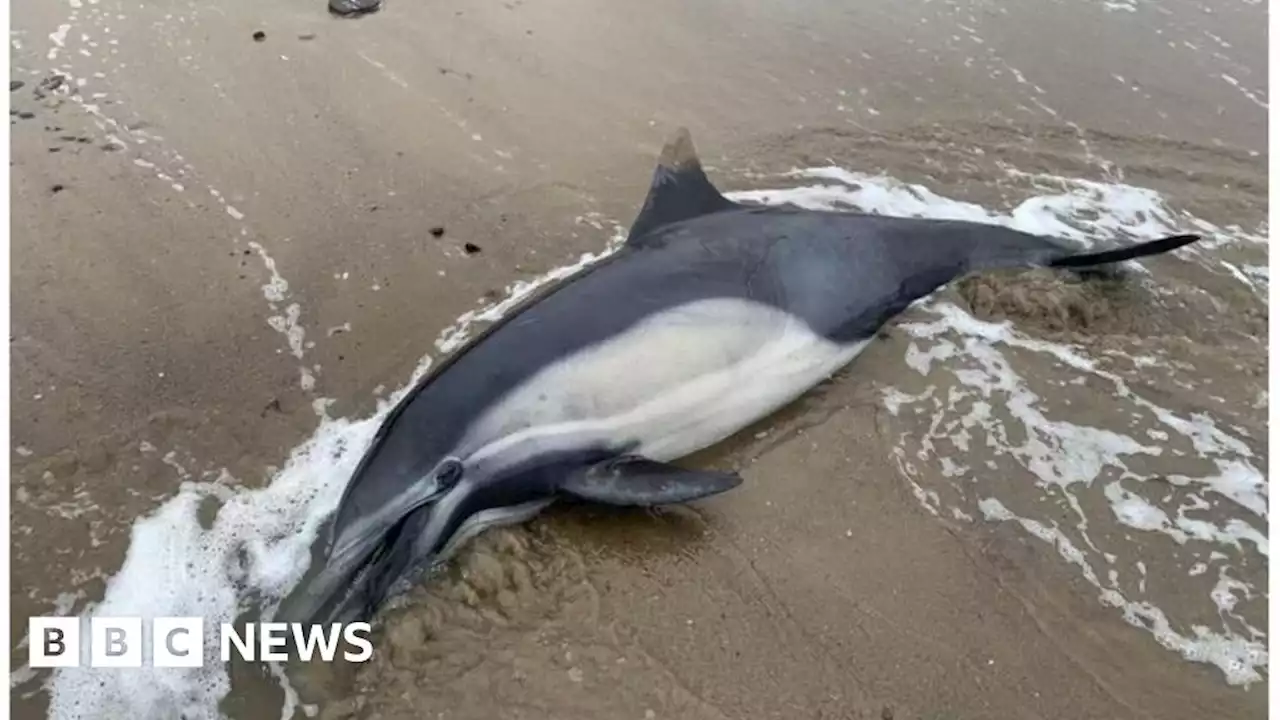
[277,503,435,625]
[278,464,466,625]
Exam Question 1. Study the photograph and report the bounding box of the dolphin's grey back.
[633,206,1074,342]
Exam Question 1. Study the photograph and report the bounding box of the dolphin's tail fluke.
[1048,233,1201,269]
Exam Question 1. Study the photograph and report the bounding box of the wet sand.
[9,0,1268,718]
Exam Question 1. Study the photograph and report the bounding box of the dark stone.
[329,0,382,16]
[38,75,65,92]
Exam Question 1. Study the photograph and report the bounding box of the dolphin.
[280,128,1200,625]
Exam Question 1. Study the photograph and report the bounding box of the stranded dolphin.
[280,128,1200,625]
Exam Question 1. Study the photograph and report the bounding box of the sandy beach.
[10,0,1268,718]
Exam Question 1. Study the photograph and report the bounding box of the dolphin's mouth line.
[296,497,429,625]
[326,554,378,624]
[328,478,453,563]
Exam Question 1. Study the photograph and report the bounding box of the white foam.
[45,405,391,718]
[882,386,934,417]
[979,497,1265,686]
[1167,460,1267,517]
[752,166,1266,686]
[1218,73,1269,110]
[248,242,315,393]
[892,302,1266,683]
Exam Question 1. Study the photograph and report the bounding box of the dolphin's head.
[277,432,588,626]
[276,447,474,625]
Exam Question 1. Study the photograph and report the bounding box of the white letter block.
[153,617,206,668]
[91,617,143,667]
[28,617,80,668]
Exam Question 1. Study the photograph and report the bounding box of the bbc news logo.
[29,617,374,667]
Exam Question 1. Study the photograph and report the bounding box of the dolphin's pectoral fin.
[559,455,744,506]
[625,128,740,245]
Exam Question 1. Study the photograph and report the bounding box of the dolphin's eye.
[435,458,464,487]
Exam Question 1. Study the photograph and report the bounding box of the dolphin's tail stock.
[960,223,1202,277]
[1047,233,1201,269]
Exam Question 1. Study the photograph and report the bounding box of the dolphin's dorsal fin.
[559,455,743,506]
[625,128,738,244]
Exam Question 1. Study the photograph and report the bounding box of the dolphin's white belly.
[461,298,870,468]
